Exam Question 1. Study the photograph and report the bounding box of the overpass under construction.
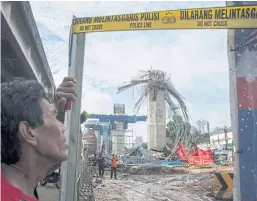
[84,113,147,155]
[1,1,257,201]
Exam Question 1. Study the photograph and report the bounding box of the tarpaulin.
[177,142,188,160]
[151,160,183,167]
[187,149,213,165]
[177,143,214,165]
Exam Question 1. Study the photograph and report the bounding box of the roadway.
[37,184,59,201]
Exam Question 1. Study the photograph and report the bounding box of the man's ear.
[18,121,37,146]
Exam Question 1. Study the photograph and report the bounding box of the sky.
[30,1,231,141]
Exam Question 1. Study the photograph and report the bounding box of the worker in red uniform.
[110,154,118,179]
[1,77,77,201]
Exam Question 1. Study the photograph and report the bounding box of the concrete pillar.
[108,134,113,155]
[147,89,166,150]
[94,130,101,153]
[102,123,109,155]
[112,121,125,155]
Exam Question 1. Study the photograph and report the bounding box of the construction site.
[1,1,257,201]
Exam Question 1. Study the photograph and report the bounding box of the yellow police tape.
[72,5,257,33]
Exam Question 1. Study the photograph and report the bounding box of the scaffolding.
[111,129,135,155]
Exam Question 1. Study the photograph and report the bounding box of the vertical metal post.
[60,17,86,201]
[132,129,134,148]
[224,126,228,150]
[227,1,257,201]
[217,127,220,146]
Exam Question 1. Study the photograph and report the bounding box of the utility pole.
[227,1,257,200]
[60,17,85,201]
[132,129,134,148]
[224,125,228,150]
[217,127,220,146]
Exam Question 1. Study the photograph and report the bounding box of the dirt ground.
[38,166,233,201]
[94,171,215,201]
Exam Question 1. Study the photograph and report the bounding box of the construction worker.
[97,153,105,178]
[110,154,118,179]
[92,152,98,177]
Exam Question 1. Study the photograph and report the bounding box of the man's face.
[33,99,68,162]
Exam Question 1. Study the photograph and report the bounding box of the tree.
[166,115,191,149]
[189,129,210,146]
[166,116,210,151]
[117,69,189,150]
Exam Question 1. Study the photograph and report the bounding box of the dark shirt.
[98,157,105,167]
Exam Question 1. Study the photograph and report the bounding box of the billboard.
[113,103,125,115]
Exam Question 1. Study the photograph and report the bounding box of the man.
[97,153,105,178]
[1,77,77,201]
[110,154,118,180]
[91,152,98,177]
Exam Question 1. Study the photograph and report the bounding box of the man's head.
[1,78,68,166]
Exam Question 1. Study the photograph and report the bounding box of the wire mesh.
[77,150,95,201]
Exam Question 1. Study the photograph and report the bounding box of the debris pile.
[94,172,215,201]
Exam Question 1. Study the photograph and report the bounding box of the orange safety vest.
[111,157,118,167]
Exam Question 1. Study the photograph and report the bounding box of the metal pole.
[227,1,257,200]
[224,126,228,150]
[226,4,240,199]
[132,129,134,148]
[217,127,220,146]
[60,17,86,201]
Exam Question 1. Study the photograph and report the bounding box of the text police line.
[79,22,154,32]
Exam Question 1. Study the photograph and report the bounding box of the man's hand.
[55,77,78,122]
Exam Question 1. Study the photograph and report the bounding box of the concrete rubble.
[93,147,233,201]
[38,146,233,201]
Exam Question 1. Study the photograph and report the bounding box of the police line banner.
[72,5,257,33]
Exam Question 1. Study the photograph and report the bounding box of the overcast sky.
[31,1,231,141]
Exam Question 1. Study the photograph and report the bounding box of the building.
[209,127,233,150]
[196,119,210,134]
